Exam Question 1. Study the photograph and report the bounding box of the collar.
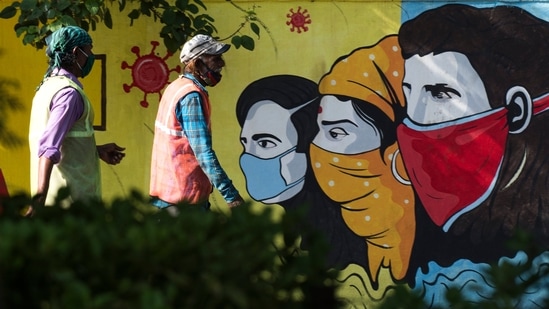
[51,67,84,89]
[183,73,208,93]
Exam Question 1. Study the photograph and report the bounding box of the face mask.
[397,107,508,231]
[204,69,222,86]
[77,47,95,77]
[198,59,222,86]
[239,147,306,202]
[309,143,415,238]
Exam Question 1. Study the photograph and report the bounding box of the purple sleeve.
[37,87,84,163]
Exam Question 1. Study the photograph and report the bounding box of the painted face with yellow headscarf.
[310,35,415,281]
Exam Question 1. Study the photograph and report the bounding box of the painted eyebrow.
[251,133,282,142]
[320,119,358,127]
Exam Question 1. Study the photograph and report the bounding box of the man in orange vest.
[150,34,244,212]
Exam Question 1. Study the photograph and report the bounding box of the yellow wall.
[0,0,402,211]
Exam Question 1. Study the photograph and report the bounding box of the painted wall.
[2,0,549,307]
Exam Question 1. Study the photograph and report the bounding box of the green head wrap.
[44,26,92,76]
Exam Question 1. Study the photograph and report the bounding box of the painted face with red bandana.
[399,51,535,231]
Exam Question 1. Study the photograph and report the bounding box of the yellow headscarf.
[318,34,404,121]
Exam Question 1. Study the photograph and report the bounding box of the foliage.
[0,189,341,309]
[0,0,267,53]
[0,58,24,148]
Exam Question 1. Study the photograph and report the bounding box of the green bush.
[0,190,340,309]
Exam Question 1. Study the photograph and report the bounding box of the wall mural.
[286,6,311,33]
[122,41,181,108]
[236,3,549,307]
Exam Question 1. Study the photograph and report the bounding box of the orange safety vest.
[149,76,213,205]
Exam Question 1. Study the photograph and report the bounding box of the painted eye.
[328,127,349,140]
[257,139,277,149]
[425,84,461,101]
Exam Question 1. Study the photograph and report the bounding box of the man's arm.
[33,156,55,207]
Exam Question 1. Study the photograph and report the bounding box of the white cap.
[179,34,230,63]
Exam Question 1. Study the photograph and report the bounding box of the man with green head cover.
[28,26,126,212]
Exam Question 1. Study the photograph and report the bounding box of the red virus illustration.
[121,41,181,108]
[286,6,311,33]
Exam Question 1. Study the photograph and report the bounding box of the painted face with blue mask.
[240,147,306,202]
[239,100,309,204]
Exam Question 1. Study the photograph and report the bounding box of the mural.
[236,3,549,307]
[121,41,181,108]
[4,0,549,307]
[286,6,311,33]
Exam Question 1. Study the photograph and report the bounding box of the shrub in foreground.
[0,190,340,309]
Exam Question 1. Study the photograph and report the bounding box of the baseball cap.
[179,34,230,63]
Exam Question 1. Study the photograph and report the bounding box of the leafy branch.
[223,2,277,54]
[0,0,271,53]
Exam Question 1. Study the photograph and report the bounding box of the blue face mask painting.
[239,147,306,202]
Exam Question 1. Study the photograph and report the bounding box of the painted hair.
[399,4,549,106]
[236,75,319,153]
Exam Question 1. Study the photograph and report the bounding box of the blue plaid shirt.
[174,74,240,203]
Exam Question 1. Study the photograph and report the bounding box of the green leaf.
[127,9,140,20]
[15,26,27,38]
[118,0,126,12]
[22,33,35,45]
[174,30,188,46]
[104,8,112,29]
[193,16,207,29]
[85,1,100,16]
[231,35,241,49]
[175,0,189,10]
[28,7,44,20]
[48,20,64,32]
[164,37,180,54]
[57,0,72,11]
[250,22,260,37]
[46,8,58,19]
[161,8,176,24]
[187,3,199,14]
[0,6,17,19]
[20,0,38,11]
[27,25,39,34]
[159,25,171,36]
[59,15,77,26]
[240,35,255,51]
[193,0,207,11]
[80,20,90,31]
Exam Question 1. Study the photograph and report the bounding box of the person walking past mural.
[149,34,244,212]
[29,26,126,210]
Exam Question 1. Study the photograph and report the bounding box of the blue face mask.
[239,147,306,202]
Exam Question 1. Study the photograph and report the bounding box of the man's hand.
[227,195,244,208]
[97,143,126,165]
